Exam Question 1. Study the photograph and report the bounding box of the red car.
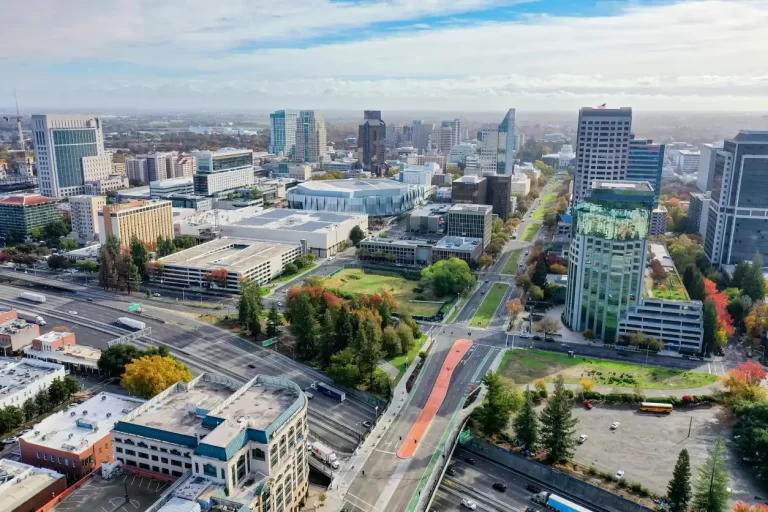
[585,401,593,410]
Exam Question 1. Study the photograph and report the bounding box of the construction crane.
[2,91,24,151]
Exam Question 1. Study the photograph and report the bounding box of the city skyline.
[2,0,767,111]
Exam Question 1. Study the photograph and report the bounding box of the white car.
[615,470,625,479]
[461,498,477,510]
[152,293,161,297]
[3,436,18,445]
[610,422,621,430]
[69,311,78,315]
[578,434,588,444]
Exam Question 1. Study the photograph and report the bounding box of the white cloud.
[3,0,768,111]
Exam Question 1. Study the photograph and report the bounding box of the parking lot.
[570,403,762,503]
[53,473,170,511]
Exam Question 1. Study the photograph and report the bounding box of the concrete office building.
[84,174,128,195]
[98,199,174,250]
[704,131,768,266]
[617,299,704,354]
[440,119,461,151]
[0,459,67,512]
[508,173,531,196]
[0,194,60,238]
[572,107,633,205]
[477,109,516,174]
[150,177,195,197]
[31,114,111,198]
[155,238,302,291]
[287,179,428,216]
[0,307,41,353]
[448,143,478,165]
[358,111,386,169]
[111,373,309,512]
[269,109,299,158]
[688,191,711,237]
[446,204,492,249]
[192,149,254,196]
[126,157,149,182]
[564,181,654,342]
[294,111,327,163]
[626,135,664,206]
[409,204,450,234]
[451,174,516,220]
[677,149,700,174]
[23,331,102,374]
[411,121,434,153]
[696,142,723,193]
[650,206,668,235]
[359,235,482,267]
[0,358,66,409]
[20,392,144,483]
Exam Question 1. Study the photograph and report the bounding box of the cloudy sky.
[4,0,768,112]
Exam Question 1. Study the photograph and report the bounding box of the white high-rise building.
[269,109,299,157]
[32,115,111,198]
[69,195,106,244]
[126,157,148,182]
[477,109,516,174]
[572,107,632,205]
[294,111,327,163]
[696,142,723,193]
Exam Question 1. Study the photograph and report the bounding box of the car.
[481,290,486,294]
[446,468,458,477]
[688,355,701,361]
[461,498,477,510]
[524,250,530,255]
[615,470,625,479]
[86,298,93,302]
[560,343,568,348]
[611,422,621,430]
[3,436,18,444]
[247,363,256,369]
[492,482,507,492]
[464,457,476,465]
[526,484,541,493]
[585,401,593,410]
[69,311,78,315]
[525,508,539,512]
[532,335,542,341]
[578,434,588,444]
[277,301,284,307]
[152,293,161,297]
[363,421,372,429]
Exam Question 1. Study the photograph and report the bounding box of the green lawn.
[532,207,551,220]
[470,283,509,328]
[499,349,719,390]
[502,249,523,275]
[521,224,541,242]
[324,268,444,317]
[387,335,428,384]
[270,263,317,285]
[542,192,557,204]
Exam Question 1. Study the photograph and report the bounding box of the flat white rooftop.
[0,459,63,511]
[22,392,144,453]
[228,208,364,233]
[23,344,101,368]
[157,237,299,273]
[35,331,72,343]
[0,358,63,394]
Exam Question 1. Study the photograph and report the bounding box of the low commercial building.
[23,341,101,374]
[164,194,213,211]
[509,173,531,196]
[20,392,144,483]
[0,194,60,238]
[70,195,106,245]
[0,307,41,353]
[84,174,129,195]
[617,299,704,354]
[217,208,368,258]
[287,179,429,216]
[432,236,483,265]
[112,373,309,511]
[0,358,65,409]
[447,204,492,249]
[98,199,174,250]
[359,235,482,266]
[150,177,195,197]
[62,243,101,263]
[409,204,449,235]
[155,237,303,290]
[0,459,67,512]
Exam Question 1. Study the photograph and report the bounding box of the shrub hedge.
[581,391,720,406]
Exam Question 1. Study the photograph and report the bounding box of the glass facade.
[51,129,98,187]
[212,154,253,172]
[626,136,664,206]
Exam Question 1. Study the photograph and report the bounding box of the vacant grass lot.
[532,207,551,220]
[521,224,541,242]
[324,268,444,317]
[499,349,719,390]
[470,283,509,328]
[501,249,523,275]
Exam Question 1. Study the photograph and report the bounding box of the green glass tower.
[564,181,654,341]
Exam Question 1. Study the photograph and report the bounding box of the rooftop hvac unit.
[70,412,76,416]
[82,410,87,415]
[106,413,111,418]
[102,395,107,401]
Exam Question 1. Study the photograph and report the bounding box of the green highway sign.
[458,429,471,444]
[128,303,142,312]
[262,338,277,347]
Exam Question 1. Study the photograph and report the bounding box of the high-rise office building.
[294,111,327,163]
[70,195,106,244]
[98,199,174,250]
[564,181,654,342]
[126,157,148,182]
[385,123,403,149]
[411,120,434,153]
[477,109,516,174]
[688,191,712,237]
[572,107,632,205]
[704,131,768,266]
[626,135,664,206]
[358,110,386,169]
[696,142,723,193]
[136,151,177,182]
[31,115,112,198]
[192,149,255,196]
[446,204,493,249]
[269,109,299,157]
[439,119,461,152]
[0,194,60,238]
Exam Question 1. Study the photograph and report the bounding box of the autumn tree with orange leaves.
[723,360,767,405]
[734,503,768,512]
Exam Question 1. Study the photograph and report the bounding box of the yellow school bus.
[640,402,673,413]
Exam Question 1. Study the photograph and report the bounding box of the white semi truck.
[18,292,46,303]
[117,317,146,330]
[310,441,339,469]
[15,310,46,326]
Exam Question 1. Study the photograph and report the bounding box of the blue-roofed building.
[626,135,665,206]
[112,373,308,512]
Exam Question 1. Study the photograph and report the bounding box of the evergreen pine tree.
[742,253,766,303]
[266,303,282,337]
[475,371,520,436]
[290,294,317,360]
[532,258,548,287]
[317,309,336,367]
[702,299,719,356]
[667,448,692,512]
[692,438,730,512]
[731,260,750,289]
[540,375,578,462]
[514,387,539,451]
[334,304,355,353]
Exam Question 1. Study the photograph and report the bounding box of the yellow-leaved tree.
[121,355,192,398]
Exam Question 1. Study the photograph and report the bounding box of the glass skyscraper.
[626,135,664,206]
[564,181,654,342]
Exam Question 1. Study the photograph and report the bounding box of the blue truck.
[312,381,346,402]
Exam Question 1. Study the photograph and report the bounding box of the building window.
[125,450,136,456]
[203,463,217,477]
[252,448,265,461]
[151,455,158,461]
[116,447,123,454]
[161,457,168,464]
[171,459,182,467]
